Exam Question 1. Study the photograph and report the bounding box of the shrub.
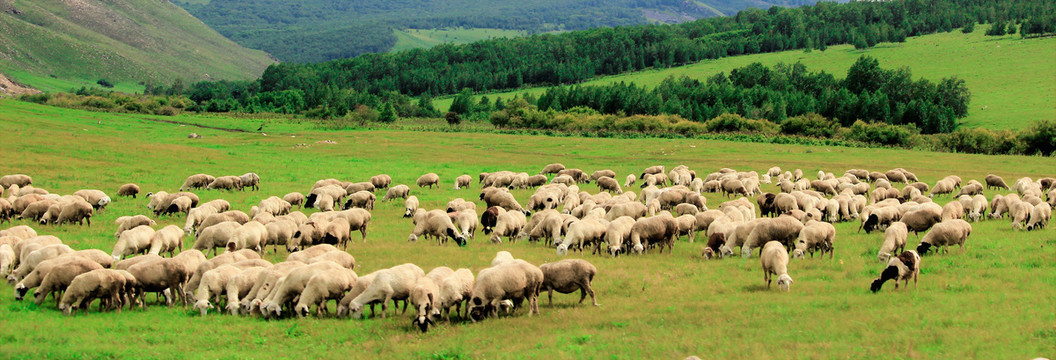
[81,96,117,110]
[1019,119,1056,156]
[96,79,114,88]
[703,113,778,134]
[961,22,975,33]
[780,113,838,138]
[349,105,378,123]
[155,106,179,116]
[843,120,915,146]
[445,111,461,125]
[488,111,510,128]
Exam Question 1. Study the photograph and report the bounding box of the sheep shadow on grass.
[742,284,771,292]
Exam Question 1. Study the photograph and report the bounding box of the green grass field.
[0,99,1053,359]
[0,0,274,93]
[392,28,529,53]
[436,25,1056,131]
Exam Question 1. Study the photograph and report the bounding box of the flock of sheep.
[0,165,1052,331]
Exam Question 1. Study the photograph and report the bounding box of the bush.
[81,96,117,110]
[155,106,179,116]
[445,112,461,125]
[1019,119,1056,156]
[349,105,378,123]
[843,120,915,146]
[961,22,975,33]
[488,111,510,128]
[703,113,778,134]
[780,113,838,138]
[19,93,51,104]
[937,127,1021,155]
[96,79,114,88]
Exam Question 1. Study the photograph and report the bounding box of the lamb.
[179,174,215,191]
[1026,202,1051,231]
[346,263,425,319]
[403,196,419,217]
[916,219,972,255]
[792,220,836,259]
[741,216,804,258]
[760,241,793,291]
[417,173,440,189]
[32,257,105,306]
[539,259,598,306]
[557,219,607,255]
[870,250,920,292]
[192,221,240,256]
[410,277,442,332]
[596,177,623,194]
[408,210,467,246]
[468,259,543,321]
[985,174,1009,190]
[148,225,184,257]
[112,225,156,261]
[489,210,527,244]
[59,269,128,315]
[292,267,359,317]
[859,206,901,233]
[114,184,140,199]
[628,214,678,254]
[382,185,411,201]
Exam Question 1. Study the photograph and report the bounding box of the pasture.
[436,25,1056,131]
[0,99,1053,359]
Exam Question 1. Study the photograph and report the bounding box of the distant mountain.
[178,0,819,63]
[0,0,275,91]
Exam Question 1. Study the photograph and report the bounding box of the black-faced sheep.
[792,220,836,259]
[760,241,793,291]
[539,259,598,306]
[870,250,920,293]
[916,219,971,255]
[1026,202,1051,231]
[343,191,376,210]
[410,277,441,332]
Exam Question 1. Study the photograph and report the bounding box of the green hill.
[0,0,275,92]
[437,26,1056,130]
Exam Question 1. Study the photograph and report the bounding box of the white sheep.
[346,263,424,319]
[760,241,793,291]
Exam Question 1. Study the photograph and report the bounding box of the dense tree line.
[180,0,748,62]
[525,57,969,133]
[187,0,1049,101]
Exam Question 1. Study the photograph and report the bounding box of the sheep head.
[194,299,213,316]
[792,249,805,259]
[14,283,27,300]
[59,303,72,316]
[556,244,568,256]
[296,304,311,317]
[777,274,793,292]
[414,315,434,333]
[701,247,714,260]
[915,242,933,256]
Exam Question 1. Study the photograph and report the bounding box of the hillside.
[0,0,275,92]
[178,0,818,62]
[437,27,1056,130]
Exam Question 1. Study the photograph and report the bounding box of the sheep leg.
[548,288,553,305]
[764,271,771,289]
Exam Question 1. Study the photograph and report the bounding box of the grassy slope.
[392,28,529,52]
[0,0,274,93]
[0,99,1053,359]
[437,25,1055,130]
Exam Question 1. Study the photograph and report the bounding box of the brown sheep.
[596,177,623,194]
[370,174,392,190]
[629,214,678,254]
[283,192,306,209]
[117,184,141,199]
[179,174,215,191]
[417,173,440,189]
[468,260,543,321]
[539,259,598,306]
[381,185,411,202]
[207,176,243,191]
[540,163,566,175]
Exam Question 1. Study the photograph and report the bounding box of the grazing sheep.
[207,176,243,191]
[0,225,37,240]
[238,173,261,191]
[596,177,623,194]
[193,264,245,315]
[792,220,836,259]
[346,263,425,319]
[259,261,345,317]
[59,269,127,315]
[557,219,607,255]
[629,214,678,254]
[605,201,647,221]
[741,216,804,258]
[760,241,793,291]
[294,268,358,317]
[1026,202,1051,231]
[263,220,297,252]
[468,260,543,321]
[227,221,268,253]
[954,183,983,198]
[73,189,111,210]
[437,268,474,321]
[942,201,964,221]
[240,261,307,314]
[483,189,528,213]
[901,203,943,234]
[0,174,32,188]
[539,259,598,306]
[450,209,479,239]
[192,221,241,256]
[52,198,94,226]
[985,174,1009,190]
[344,182,375,194]
[675,203,699,217]
[12,255,89,300]
[9,244,74,283]
[403,196,419,218]
[859,206,901,233]
[343,191,376,210]
[870,250,920,292]
[916,219,972,255]
[417,173,440,189]
[540,163,566,175]
[33,257,104,306]
[113,254,163,271]
[112,226,156,261]
[283,192,305,209]
[557,169,590,183]
[148,225,184,257]
[408,210,467,246]
[0,244,14,277]
[409,277,441,332]
[179,174,215,191]
[382,185,411,201]
[454,175,473,190]
[489,210,527,244]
